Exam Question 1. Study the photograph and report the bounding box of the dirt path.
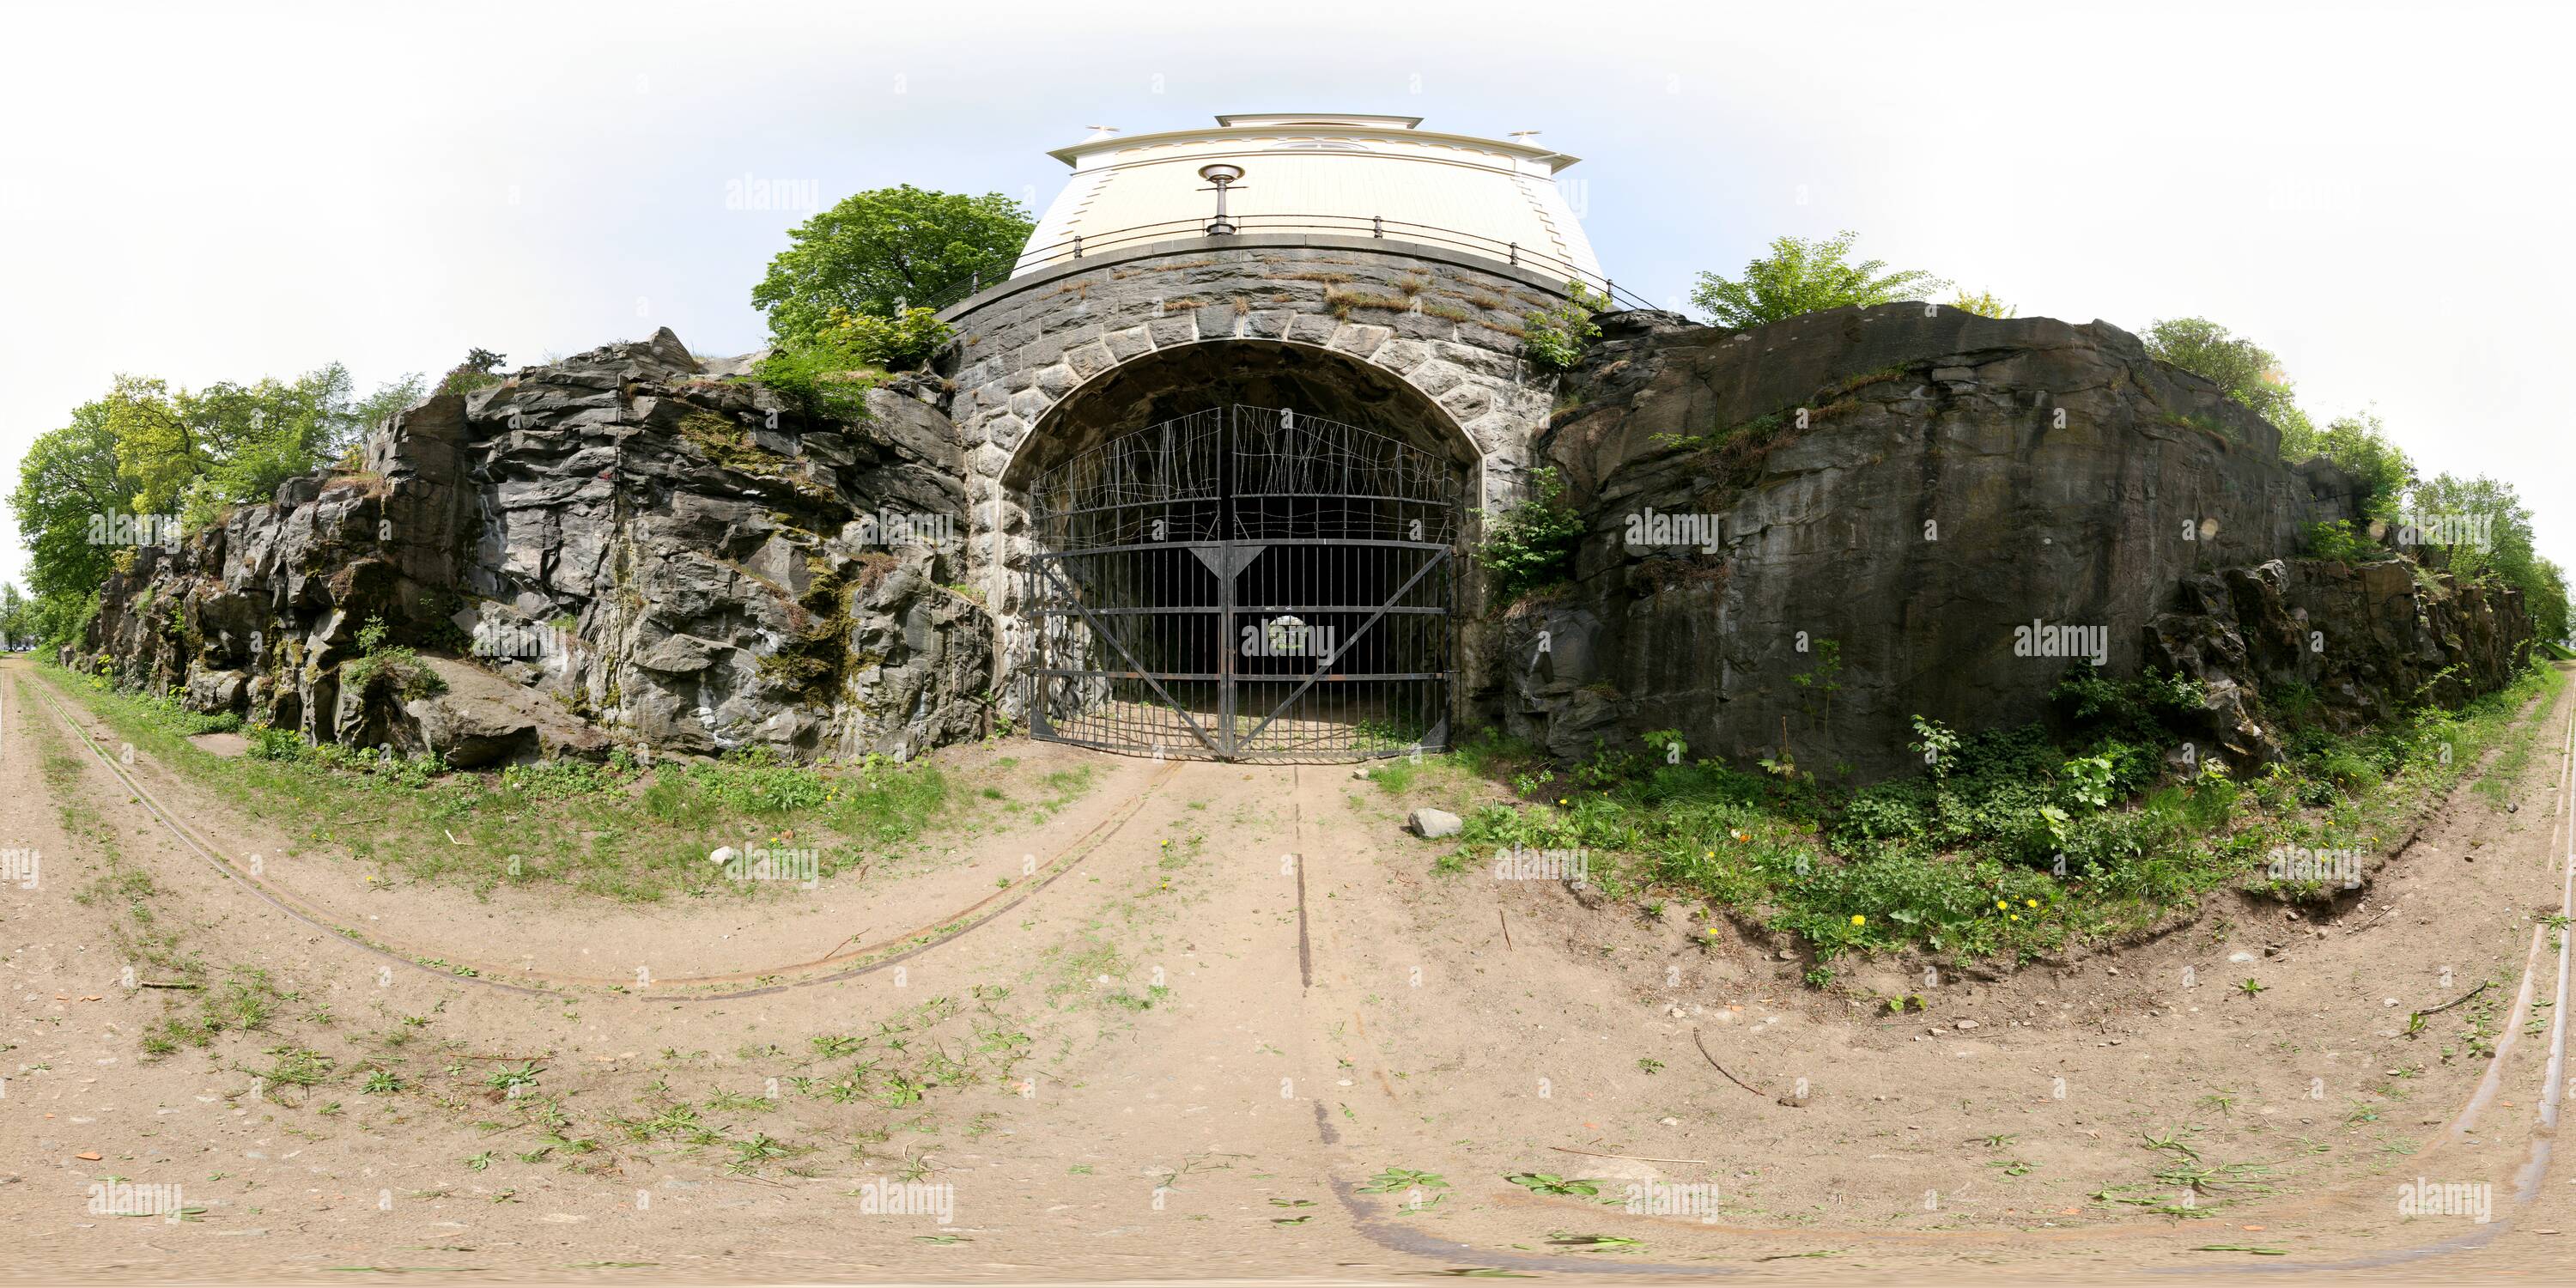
[41,687,1171,987]
[7,659,2576,1284]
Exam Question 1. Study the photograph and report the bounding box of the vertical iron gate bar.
[1218,405,1236,759]
[1025,402,1456,762]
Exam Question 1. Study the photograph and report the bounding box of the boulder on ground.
[1406,808,1462,838]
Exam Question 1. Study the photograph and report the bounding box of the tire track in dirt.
[24,670,1177,1001]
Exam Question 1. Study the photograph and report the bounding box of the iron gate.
[1025,404,1459,762]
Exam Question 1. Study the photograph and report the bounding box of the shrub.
[750,331,891,422]
[2142,317,2310,440]
[1949,289,2015,318]
[1521,282,1607,371]
[500,760,620,799]
[2302,519,2385,563]
[339,614,446,702]
[247,723,306,761]
[433,347,507,398]
[1475,467,1584,604]
[1691,230,1949,328]
[2050,666,2202,743]
[1832,779,1933,848]
[815,306,952,370]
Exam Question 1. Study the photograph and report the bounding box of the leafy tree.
[15,360,417,646]
[434,349,507,398]
[1690,230,1949,329]
[101,375,202,518]
[1950,289,2016,318]
[2405,474,2568,646]
[2142,317,2312,440]
[8,401,126,643]
[106,364,392,528]
[190,365,367,523]
[2285,409,2413,521]
[57,364,413,538]
[0,583,33,650]
[341,370,428,465]
[750,185,1033,341]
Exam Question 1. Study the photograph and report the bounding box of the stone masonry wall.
[939,234,1574,716]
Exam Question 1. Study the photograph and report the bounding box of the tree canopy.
[2142,316,2314,441]
[2290,410,2415,521]
[100,362,416,528]
[8,360,423,646]
[749,185,1033,341]
[1949,289,2015,319]
[1690,230,1949,329]
[2407,473,2568,647]
[0,583,32,650]
[8,398,125,642]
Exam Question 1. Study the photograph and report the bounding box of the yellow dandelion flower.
[1850,914,1866,926]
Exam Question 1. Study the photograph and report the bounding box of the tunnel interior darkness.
[1013,342,1469,758]
[1004,340,1476,485]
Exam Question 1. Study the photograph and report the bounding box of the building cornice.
[1046,124,1578,173]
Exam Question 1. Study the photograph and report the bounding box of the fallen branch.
[2414,981,2493,1018]
[1549,1145,1710,1166]
[1498,908,1513,950]
[1691,1028,1771,1100]
[137,981,202,991]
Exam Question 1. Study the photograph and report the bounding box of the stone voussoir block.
[1406,361,1468,400]
[1064,340,1117,381]
[1371,337,1432,374]
[1285,313,1340,345]
[1103,325,1157,361]
[1327,324,1394,358]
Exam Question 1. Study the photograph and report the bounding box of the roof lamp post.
[1196,163,1245,236]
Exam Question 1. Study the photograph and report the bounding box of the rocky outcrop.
[1487,305,2529,778]
[2144,557,2531,768]
[76,328,993,764]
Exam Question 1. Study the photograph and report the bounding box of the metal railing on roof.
[918,214,1659,315]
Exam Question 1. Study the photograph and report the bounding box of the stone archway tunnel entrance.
[1009,342,1471,761]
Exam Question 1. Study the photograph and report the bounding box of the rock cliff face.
[76,329,992,765]
[2142,556,2531,769]
[75,309,2531,776]
[1490,306,2530,778]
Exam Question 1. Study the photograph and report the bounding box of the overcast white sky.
[2,0,2567,592]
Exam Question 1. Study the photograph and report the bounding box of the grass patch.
[1422,662,2563,969]
[39,662,967,905]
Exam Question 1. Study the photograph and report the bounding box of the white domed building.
[940,112,1626,762]
[1012,112,1604,287]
